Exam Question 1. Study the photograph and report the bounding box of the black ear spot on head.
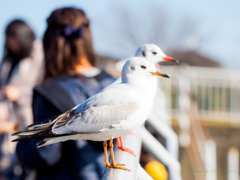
[141,65,146,70]
[142,51,146,57]
[131,66,135,71]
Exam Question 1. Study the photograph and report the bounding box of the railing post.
[227,147,239,180]
[204,139,217,180]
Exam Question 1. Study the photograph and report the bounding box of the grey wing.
[51,102,138,134]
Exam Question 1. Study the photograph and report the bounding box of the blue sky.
[0,0,240,69]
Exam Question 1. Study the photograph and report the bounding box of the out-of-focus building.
[163,51,221,67]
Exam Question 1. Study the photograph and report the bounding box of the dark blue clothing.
[16,72,115,180]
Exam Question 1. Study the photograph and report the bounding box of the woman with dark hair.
[42,8,96,81]
[16,8,115,180]
[0,19,43,179]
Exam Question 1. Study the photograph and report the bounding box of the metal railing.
[145,92,181,180]
[101,125,181,180]
[102,128,146,180]
[160,65,240,124]
[141,126,181,180]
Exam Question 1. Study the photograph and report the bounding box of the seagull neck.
[125,76,154,94]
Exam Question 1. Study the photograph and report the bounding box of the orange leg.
[103,139,130,171]
[116,137,121,148]
[109,138,130,171]
[103,141,111,167]
[116,136,135,156]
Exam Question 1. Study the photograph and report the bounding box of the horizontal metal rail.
[140,126,182,180]
[148,111,179,160]
[137,164,154,180]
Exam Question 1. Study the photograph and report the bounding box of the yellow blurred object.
[145,161,168,180]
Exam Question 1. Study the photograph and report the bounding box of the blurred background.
[0,0,240,180]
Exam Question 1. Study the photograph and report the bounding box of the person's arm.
[14,42,44,107]
[16,94,62,171]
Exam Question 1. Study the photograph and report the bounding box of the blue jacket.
[16,71,115,180]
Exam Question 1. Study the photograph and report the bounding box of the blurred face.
[6,35,20,55]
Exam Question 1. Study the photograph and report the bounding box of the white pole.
[205,139,217,180]
[227,147,239,180]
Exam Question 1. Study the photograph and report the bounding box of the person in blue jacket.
[16,7,115,180]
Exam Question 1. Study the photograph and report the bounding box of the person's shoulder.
[33,75,85,112]
[95,70,115,80]
[80,67,115,80]
[34,75,76,98]
[94,70,116,88]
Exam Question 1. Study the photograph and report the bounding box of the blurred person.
[0,19,43,129]
[0,20,43,179]
[16,7,115,180]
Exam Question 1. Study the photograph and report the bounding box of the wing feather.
[12,83,139,141]
[52,102,138,134]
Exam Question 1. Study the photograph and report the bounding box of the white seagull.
[115,44,178,155]
[135,44,178,64]
[12,57,170,171]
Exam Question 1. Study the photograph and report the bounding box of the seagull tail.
[12,129,43,136]
[12,118,57,137]
[37,134,81,148]
[11,123,53,136]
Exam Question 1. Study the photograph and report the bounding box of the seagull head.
[134,44,178,64]
[121,57,169,83]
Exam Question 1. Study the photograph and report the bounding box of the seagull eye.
[141,65,146,70]
[152,52,157,55]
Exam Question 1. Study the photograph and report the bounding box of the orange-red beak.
[163,56,179,63]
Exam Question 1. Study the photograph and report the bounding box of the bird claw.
[105,162,111,167]
[112,165,131,172]
[115,163,125,166]
[118,147,135,156]
[105,162,130,171]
